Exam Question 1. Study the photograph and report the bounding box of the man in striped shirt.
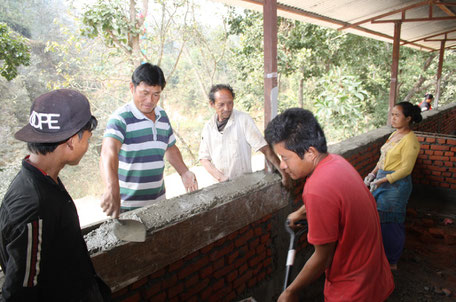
[100,64,198,217]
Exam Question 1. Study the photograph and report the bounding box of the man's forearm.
[166,145,189,175]
[286,242,337,295]
[260,145,281,171]
[200,159,226,182]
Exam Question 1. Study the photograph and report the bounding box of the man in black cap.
[0,89,111,301]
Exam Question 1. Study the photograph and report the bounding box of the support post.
[263,0,278,171]
[263,0,278,128]
[435,39,446,110]
[388,21,401,125]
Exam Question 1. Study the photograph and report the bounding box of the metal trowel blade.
[113,219,146,242]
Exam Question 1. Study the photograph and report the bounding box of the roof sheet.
[213,0,456,51]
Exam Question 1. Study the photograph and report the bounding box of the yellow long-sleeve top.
[378,131,420,184]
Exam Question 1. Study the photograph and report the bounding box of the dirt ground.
[387,206,456,302]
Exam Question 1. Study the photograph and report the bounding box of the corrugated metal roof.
[213,0,456,51]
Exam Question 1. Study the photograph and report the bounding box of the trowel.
[112,218,146,242]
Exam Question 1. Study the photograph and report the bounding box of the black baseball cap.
[15,89,93,143]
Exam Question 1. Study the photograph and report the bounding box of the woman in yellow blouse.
[365,102,422,270]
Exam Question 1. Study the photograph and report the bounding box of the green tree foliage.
[226,10,456,142]
[0,23,30,81]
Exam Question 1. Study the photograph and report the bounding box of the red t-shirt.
[304,154,394,302]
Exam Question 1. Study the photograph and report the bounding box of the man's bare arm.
[200,159,228,182]
[259,145,291,188]
[165,145,198,192]
[99,137,122,218]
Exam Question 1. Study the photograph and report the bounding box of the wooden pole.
[435,39,446,110]
[263,0,278,128]
[388,21,402,125]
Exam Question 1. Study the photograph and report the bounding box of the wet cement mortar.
[84,171,279,254]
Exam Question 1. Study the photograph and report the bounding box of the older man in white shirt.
[198,84,289,186]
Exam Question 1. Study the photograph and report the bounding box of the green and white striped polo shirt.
[104,102,175,208]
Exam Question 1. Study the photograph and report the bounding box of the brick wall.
[111,216,275,302]
[413,133,456,190]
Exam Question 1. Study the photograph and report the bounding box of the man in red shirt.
[265,108,394,302]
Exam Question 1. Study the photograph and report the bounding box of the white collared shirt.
[198,109,267,180]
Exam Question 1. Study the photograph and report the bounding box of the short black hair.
[131,63,166,89]
[27,116,98,155]
[395,102,422,124]
[424,93,433,99]
[208,84,235,103]
[265,108,327,158]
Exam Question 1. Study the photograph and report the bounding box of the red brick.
[144,282,162,298]
[452,147,456,152]
[210,242,234,261]
[225,292,238,301]
[178,257,210,279]
[183,251,200,261]
[236,283,246,295]
[228,231,239,240]
[445,151,455,157]
[168,282,184,298]
[227,250,239,264]
[248,255,262,267]
[444,234,456,245]
[162,274,178,289]
[235,229,254,247]
[129,277,148,290]
[112,287,129,299]
[440,183,450,188]
[213,265,232,279]
[423,159,432,164]
[448,139,456,145]
[432,171,442,176]
[254,227,263,236]
[239,263,248,275]
[260,233,270,244]
[249,238,260,250]
[201,243,214,254]
[417,136,425,142]
[426,137,436,143]
[199,265,213,279]
[431,145,450,151]
[260,214,272,223]
[214,237,226,247]
[248,276,257,288]
[429,156,449,161]
[429,165,446,171]
[201,286,213,300]
[168,259,184,272]
[226,270,238,282]
[239,225,250,234]
[211,278,225,292]
[209,287,231,302]
[437,138,446,144]
[213,258,225,271]
[434,151,444,156]
[445,162,454,167]
[120,292,141,302]
[149,292,167,302]
[233,270,253,289]
[185,273,199,289]
[447,178,456,184]
[421,144,430,149]
[149,268,166,280]
[180,279,210,300]
[428,228,445,238]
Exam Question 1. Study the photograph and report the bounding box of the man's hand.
[100,190,121,218]
[181,170,198,193]
[287,206,307,229]
[371,177,388,190]
[278,288,300,302]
